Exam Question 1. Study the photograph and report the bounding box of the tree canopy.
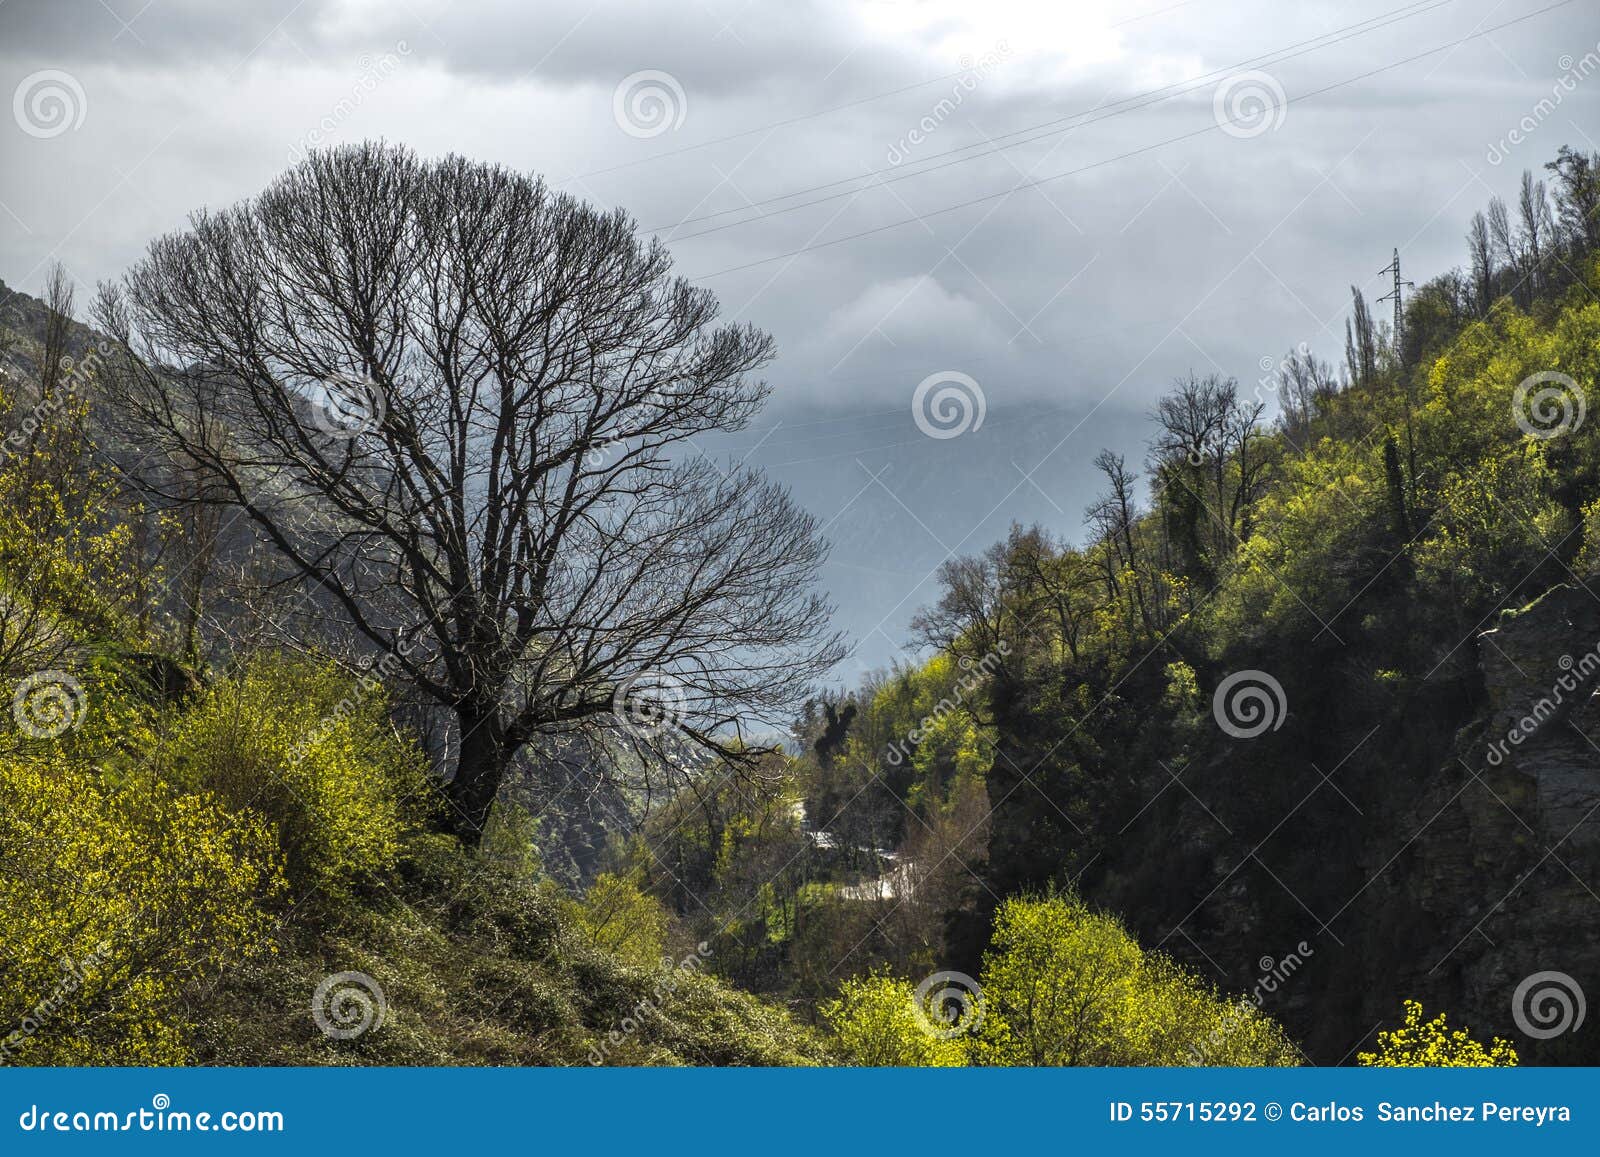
[95,143,843,840]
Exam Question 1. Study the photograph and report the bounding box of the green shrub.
[163,655,430,896]
[574,871,671,969]
[0,754,282,1064]
[821,893,1300,1067]
[822,973,967,1066]
[974,894,1300,1066]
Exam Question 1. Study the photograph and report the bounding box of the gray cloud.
[0,0,330,64]
[1,0,1594,671]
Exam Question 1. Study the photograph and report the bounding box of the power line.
[567,69,981,184]
[692,0,1577,280]
[567,0,1219,185]
[651,0,1457,238]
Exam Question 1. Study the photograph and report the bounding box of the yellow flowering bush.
[162,656,431,897]
[823,893,1300,1067]
[1358,1000,1517,1067]
[574,871,671,969]
[821,973,967,1066]
[0,755,282,1064]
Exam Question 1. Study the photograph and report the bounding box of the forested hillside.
[0,142,1595,1067]
[687,144,1600,1065]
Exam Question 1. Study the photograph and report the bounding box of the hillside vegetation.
[3,143,1595,1067]
[615,146,1600,1065]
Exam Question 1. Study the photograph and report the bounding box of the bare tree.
[1010,527,1099,662]
[1086,449,1150,630]
[1150,372,1230,469]
[1343,287,1378,386]
[95,143,843,842]
[1467,210,1496,315]
[1149,373,1270,567]
[1485,195,1525,305]
[1275,346,1336,444]
[911,536,1024,678]
[22,266,84,491]
[1518,170,1554,298]
[914,522,1099,668]
[38,267,73,401]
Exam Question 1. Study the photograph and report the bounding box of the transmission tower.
[1377,247,1420,495]
[1376,247,1414,355]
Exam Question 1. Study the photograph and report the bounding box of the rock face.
[1478,584,1600,849]
[1384,582,1600,1063]
[1071,579,1600,1065]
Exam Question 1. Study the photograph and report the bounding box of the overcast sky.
[2,0,1596,683]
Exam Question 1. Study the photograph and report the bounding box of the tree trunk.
[442,709,512,846]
